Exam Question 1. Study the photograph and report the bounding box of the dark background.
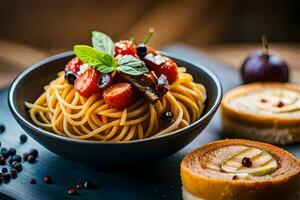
[0,0,299,49]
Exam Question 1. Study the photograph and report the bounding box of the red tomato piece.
[103,83,134,110]
[74,67,101,98]
[114,40,137,57]
[144,53,178,84]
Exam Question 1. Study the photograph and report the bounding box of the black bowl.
[8,51,222,168]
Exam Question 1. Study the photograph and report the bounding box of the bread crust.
[181,139,300,200]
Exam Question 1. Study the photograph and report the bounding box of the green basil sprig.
[74,31,148,76]
[92,31,114,55]
[117,55,148,76]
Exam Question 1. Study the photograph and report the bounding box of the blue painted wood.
[0,45,299,200]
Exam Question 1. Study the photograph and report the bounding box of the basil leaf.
[74,45,103,66]
[117,55,148,76]
[74,44,116,74]
[92,31,114,55]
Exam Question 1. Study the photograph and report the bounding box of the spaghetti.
[25,67,206,141]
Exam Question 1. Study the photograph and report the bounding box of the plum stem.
[261,35,269,55]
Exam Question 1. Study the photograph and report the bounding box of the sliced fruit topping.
[65,57,83,76]
[144,53,178,84]
[221,147,278,176]
[114,40,137,57]
[74,67,101,98]
[103,83,134,110]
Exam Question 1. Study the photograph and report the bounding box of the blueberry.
[65,71,77,85]
[11,155,22,163]
[0,157,5,165]
[97,74,112,89]
[29,149,38,158]
[12,163,22,172]
[84,180,95,189]
[10,168,17,178]
[8,148,16,156]
[23,152,29,161]
[0,125,5,133]
[2,168,7,173]
[27,155,36,163]
[20,134,28,143]
[136,44,148,59]
[3,173,11,183]
[160,111,173,123]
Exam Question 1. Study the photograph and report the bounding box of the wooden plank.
[0,44,300,199]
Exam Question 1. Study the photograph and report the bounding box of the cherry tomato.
[114,40,137,57]
[74,67,101,98]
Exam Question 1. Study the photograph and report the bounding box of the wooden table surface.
[0,40,299,88]
[1,44,300,200]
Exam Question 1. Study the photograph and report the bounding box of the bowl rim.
[8,51,222,145]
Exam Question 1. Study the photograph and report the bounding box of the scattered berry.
[8,148,16,156]
[0,125,5,133]
[23,153,29,161]
[20,134,28,143]
[27,155,36,163]
[242,157,252,168]
[44,176,52,184]
[0,156,6,165]
[84,180,95,189]
[136,44,148,59]
[29,178,37,184]
[13,163,22,172]
[11,155,22,163]
[68,188,77,195]
[3,173,11,183]
[161,111,173,123]
[10,168,17,178]
[29,149,39,158]
[103,83,134,110]
[2,168,8,173]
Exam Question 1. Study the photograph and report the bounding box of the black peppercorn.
[242,157,252,168]
[44,176,52,184]
[10,168,17,178]
[84,180,95,189]
[68,188,77,195]
[29,149,39,158]
[0,156,6,165]
[13,163,22,172]
[20,134,28,143]
[0,124,5,134]
[11,155,22,163]
[27,155,36,163]
[3,173,11,183]
[29,178,37,184]
[160,111,173,123]
[76,182,84,189]
[8,148,16,156]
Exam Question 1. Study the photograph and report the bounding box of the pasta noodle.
[25,67,206,141]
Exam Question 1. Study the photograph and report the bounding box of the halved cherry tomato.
[103,83,134,110]
[74,67,101,98]
[114,40,137,57]
[65,57,83,76]
[144,53,178,84]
